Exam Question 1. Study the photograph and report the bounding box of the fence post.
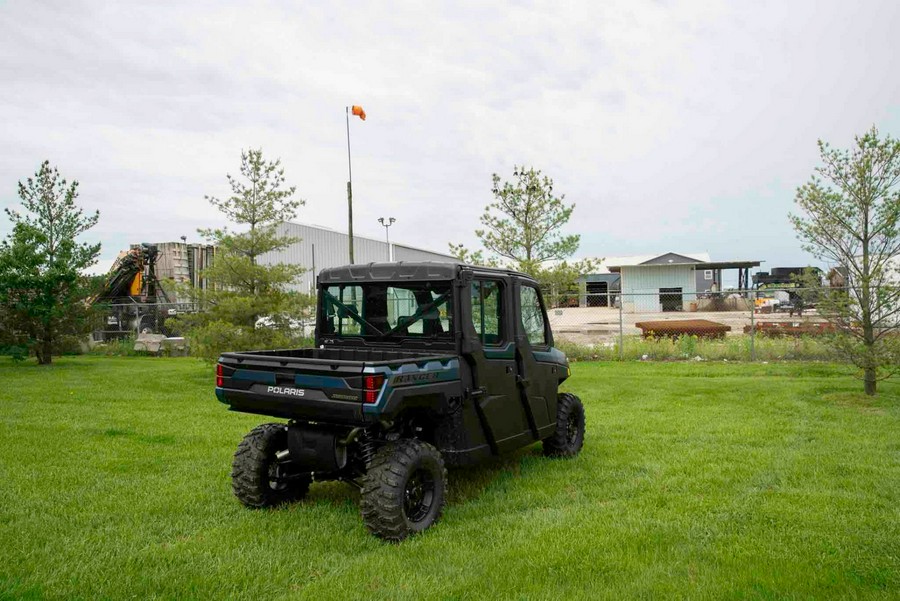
[618,294,624,361]
[749,293,756,361]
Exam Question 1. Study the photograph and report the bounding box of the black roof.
[318,261,538,285]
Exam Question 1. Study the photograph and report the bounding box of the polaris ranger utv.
[216,262,585,541]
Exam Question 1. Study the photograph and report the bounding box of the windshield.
[320,282,453,341]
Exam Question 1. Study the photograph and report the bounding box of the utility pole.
[378,217,396,261]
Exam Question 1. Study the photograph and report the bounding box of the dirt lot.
[548,306,827,344]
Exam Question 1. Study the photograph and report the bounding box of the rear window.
[321,282,453,341]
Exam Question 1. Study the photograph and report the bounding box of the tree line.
[0,150,311,363]
[1,129,899,395]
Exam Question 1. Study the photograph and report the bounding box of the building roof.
[588,252,711,274]
[608,257,761,273]
[281,221,456,260]
[695,260,762,270]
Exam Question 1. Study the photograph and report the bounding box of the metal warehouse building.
[259,221,457,293]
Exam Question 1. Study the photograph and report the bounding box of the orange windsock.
[351,105,366,121]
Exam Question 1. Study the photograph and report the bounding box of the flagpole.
[346,106,354,264]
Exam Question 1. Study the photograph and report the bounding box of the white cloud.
[1,0,898,268]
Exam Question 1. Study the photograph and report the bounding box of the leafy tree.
[173,149,314,361]
[0,303,28,361]
[790,127,900,395]
[0,161,100,364]
[450,166,594,292]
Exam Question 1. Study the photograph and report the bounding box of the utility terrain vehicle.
[216,262,585,540]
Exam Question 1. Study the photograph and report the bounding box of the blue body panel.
[532,347,568,366]
[362,358,461,414]
[294,374,351,389]
[233,369,276,384]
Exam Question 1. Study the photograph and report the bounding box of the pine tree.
[0,161,100,364]
[450,166,594,293]
[174,149,313,360]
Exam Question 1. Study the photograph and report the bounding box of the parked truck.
[215,262,585,540]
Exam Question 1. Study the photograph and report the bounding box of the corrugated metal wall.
[621,265,698,313]
[258,222,456,293]
[393,244,457,263]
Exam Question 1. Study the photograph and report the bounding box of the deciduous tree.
[791,127,900,395]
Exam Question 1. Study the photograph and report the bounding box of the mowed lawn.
[1,357,899,600]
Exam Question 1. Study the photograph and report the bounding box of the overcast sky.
[2,0,899,277]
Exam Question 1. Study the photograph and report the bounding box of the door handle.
[505,366,513,373]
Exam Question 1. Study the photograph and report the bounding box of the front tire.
[360,439,447,542]
[543,392,585,457]
[232,423,310,508]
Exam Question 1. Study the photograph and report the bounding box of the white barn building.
[601,252,760,313]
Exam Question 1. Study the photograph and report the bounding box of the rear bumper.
[218,387,373,425]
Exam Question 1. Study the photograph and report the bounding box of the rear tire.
[543,392,585,457]
[360,439,447,542]
[232,423,310,508]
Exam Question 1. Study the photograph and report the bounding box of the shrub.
[557,334,837,363]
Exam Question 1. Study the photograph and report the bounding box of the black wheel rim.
[268,461,288,491]
[403,468,435,523]
[566,412,580,446]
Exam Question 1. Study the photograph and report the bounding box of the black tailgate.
[217,351,370,424]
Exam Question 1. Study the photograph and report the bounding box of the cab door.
[466,278,531,453]
[514,281,559,440]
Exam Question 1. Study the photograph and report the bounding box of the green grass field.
[1,357,899,600]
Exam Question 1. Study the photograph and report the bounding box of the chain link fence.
[92,302,197,341]
[90,287,887,363]
[544,288,838,361]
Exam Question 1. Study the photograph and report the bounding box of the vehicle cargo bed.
[217,347,457,423]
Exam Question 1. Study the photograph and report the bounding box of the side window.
[471,280,503,345]
[519,286,548,346]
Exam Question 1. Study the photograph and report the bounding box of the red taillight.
[216,364,223,387]
[363,374,385,404]
[363,374,384,390]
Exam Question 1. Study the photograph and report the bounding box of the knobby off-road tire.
[232,423,310,508]
[360,439,447,542]
[543,392,586,458]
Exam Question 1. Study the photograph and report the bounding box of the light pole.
[378,217,396,261]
